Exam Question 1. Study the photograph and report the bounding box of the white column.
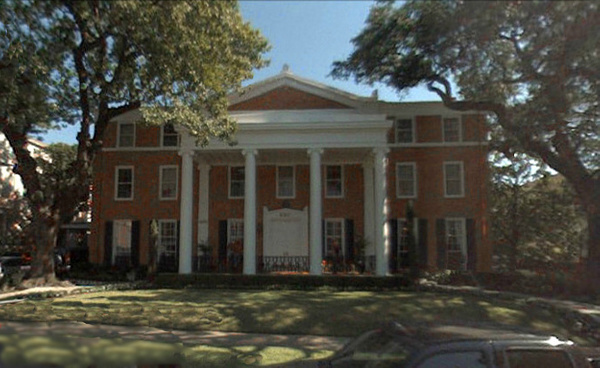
[308,148,324,275]
[373,147,390,276]
[363,161,375,264]
[242,149,257,275]
[178,149,194,274]
[197,162,210,246]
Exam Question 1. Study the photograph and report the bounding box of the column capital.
[178,148,195,158]
[242,149,258,157]
[372,147,390,156]
[307,147,324,157]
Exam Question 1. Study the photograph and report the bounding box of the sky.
[42,0,439,144]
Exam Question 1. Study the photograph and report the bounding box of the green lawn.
[0,289,586,367]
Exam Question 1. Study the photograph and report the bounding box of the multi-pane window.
[325,219,344,258]
[443,117,461,142]
[395,118,414,143]
[160,166,178,200]
[325,165,343,198]
[396,163,416,198]
[115,166,134,200]
[161,123,179,147]
[446,218,466,252]
[112,220,132,265]
[228,219,244,245]
[118,122,135,147]
[444,162,464,197]
[158,220,178,259]
[229,167,245,198]
[277,166,295,198]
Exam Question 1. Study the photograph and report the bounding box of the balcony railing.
[258,256,309,273]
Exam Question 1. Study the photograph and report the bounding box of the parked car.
[317,322,600,368]
[0,252,31,277]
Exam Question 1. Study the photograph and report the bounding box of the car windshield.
[333,329,413,367]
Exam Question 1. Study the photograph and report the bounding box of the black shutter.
[418,219,428,269]
[389,219,398,272]
[466,219,476,271]
[322,220,326,259]
[436,219,446,270]
[131,220,140,267]
[218,220,228,263]
[104,221,113,266]
[345,219,354,261]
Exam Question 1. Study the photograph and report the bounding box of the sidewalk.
[0,320,349,352]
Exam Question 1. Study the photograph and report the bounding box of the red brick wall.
[229,87,351,111]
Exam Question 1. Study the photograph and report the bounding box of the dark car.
[317,322,598,368]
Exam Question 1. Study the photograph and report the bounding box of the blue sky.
[42,0,438,144]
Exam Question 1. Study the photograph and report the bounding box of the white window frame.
[227,218,244,245]
[396,162,417,198]
[158,219,178,257]
[114,166,134,201]
[443,161,465,198]
[117,121,135,148]
[276,165,295,199]
[112,219,132,265]
[228,166,245,199]
[442,117,462,143]
[445,217,467,269]
[324,218,345,258]
[159,165,178,200]
[160,123,180,147]
[395,117,416,143]
[325,165,344,198]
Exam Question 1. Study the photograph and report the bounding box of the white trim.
[325,164,344,198]
[443,161,465,198]
[445,217,467,270]
[228,166,245,199]
[227,218,244,245]
[112,219,132,265]
[276,165,295,199]
[117,121,136,148]
[442,116,463,143]
[159,165,179,200]
[394,117,416,144]
[324,218,345,257]
[157,219,178,258]
[396,162,417,199]
[160,123,180,148]
[114,166,134,201]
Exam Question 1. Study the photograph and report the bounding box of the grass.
[0,289,587,366]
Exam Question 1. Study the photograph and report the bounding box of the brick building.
[89,70,491,275]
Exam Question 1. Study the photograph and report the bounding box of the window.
[417,351,488,368]
[161,123,179,147]
[117,122,135,147]
[277,166,295,198]
[395,118,414,143]
[396,163,417,198]
[325,165,343,198]
[325,219,345,258]
[229,167,245,198]
[505,349,574,368]
[446,218,466,252]
[444,162,465,197]
[159,166,178,200]
[115,166,134,200]
[443,117,462,142]
[158,220,178,260]
[112,220,132,266]
[228,219,244,245]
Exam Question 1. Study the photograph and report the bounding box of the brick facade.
[90,73,491,273]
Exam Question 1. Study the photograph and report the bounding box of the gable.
[229,86,353,111]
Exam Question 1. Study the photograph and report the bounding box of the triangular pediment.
[229,71,374,111]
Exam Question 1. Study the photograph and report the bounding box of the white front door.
[263,207,308,257]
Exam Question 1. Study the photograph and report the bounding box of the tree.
[490,153,585,272]
[332,0,600,289]
[0,0,268,283]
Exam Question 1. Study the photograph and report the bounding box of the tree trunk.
[583,195,600,294]
[26,210,59,285]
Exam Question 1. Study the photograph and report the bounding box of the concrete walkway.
[0,320,349,352]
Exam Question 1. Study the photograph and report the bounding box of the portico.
[176,109,393,276]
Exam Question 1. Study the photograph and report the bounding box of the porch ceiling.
[195,147,374,166]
